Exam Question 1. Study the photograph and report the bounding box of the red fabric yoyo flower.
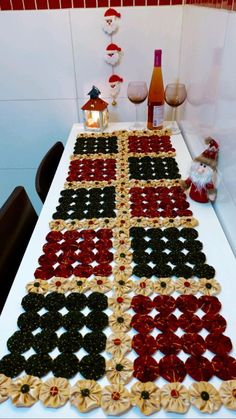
[212,355,236,380]
[202,313,227,334]
[77,251,95,264]
[153,295,176,315]
[133,355,159,382]
[159,355,186,382]
[198,295,222,315]
[205,333,233,356]
[58,250,77,264]
[185,355,214,381]
[46,231,63,243]
[131,295,154,315]
[42,242,61,254]
[93,263,112,276]
[38,254,57,266]
[73,264,93,278]
[96,229,113,239]
[80,230,96,240]
[132,334,157,356]
[155,313,178,333]
[176,295,199,314]
[63,230,80,242]
[95,252,113,264]
[156,332,182,355]
[34,266,54,280]
[178,314,203,333]
[131,314,155,334]
[54,265,73,278]
[181,333,206,357]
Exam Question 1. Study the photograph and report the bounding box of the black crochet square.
[74,136,118,155]
[130,227,215,279]
[52,186,116,220]
[128,157,181,180]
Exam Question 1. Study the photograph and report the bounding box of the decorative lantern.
[81,86,109,132]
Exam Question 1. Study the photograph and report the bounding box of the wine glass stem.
[171,107,176,130]
[135,104,138,126]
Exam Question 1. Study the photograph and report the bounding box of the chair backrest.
[35,141,64,203]
[0,186,38,313]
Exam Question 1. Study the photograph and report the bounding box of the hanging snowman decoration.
[102,8,123,106]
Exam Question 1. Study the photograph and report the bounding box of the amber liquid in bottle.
[147,49,165,130]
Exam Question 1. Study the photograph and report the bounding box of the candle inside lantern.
[81,86,109,132]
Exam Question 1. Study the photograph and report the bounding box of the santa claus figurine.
[181,137,219,203]
[108,74,123,105]
[102,8,121,34]
[104,43,122,66]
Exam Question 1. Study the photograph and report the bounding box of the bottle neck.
[154,50,162,67]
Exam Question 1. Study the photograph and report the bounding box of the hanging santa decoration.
[104,43,122,66]
[102,8,121,34]
[108,74,123,106]
[181,137,219,203]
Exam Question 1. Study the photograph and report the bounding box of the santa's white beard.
[102,19,118,34]
[109,83,121,99]
[104,52,120,66]
[189,161,214,189]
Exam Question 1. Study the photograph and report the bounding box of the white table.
[0,123,236,418]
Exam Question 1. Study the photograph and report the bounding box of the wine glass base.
[164,121,181,135]
[128,122,146,131]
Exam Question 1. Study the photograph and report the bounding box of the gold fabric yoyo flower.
[48,277,69,293]
[89,277,112,293]
[219,380,236,410]
[133,278,154,296]
[9,375,41,407]
[70,379,101,413]
[26,280,49,294]
[106,357,133,385]
[108,294,131,312]
[101,384,131,415]
[0,374,11,403]
[175,277,199,295]
[69,276,90,293]
[160,382,190,413]
[154,277,175,295]
[109,311,131,333]
[189,381,221,413]
[39,377,70,408]
[131,381,161,415]
[199,278,221,296]
[106,333,132,357]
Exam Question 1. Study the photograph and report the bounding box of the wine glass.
[164,83,187,134]
[127,81,148,130]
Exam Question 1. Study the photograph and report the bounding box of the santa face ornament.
[108,75,123,106]
[102,8,121,35]
[104,44,122,66]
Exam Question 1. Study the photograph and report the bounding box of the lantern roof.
[81,85,108,111]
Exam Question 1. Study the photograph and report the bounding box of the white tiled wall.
[179,6,236,256]
[0,6,183,214]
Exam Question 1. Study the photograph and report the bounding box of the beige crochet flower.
[189,381,221,413]
[9,375,41,407]
[0,374,11,403]
[49,219,65,231]
[175,277,199,295]
[101,384,131,415]
[108,295,131,312]
[26,280,49,294]
[160,382,190,413]
[113,278,133,295]
[133,278,154,296]
[70,380,101,412]
[39,377,70,408]
[154,278,175,295]
[89,277,112,293]
[48,277,70,293]
[131,381,161,415]
[199,278,221,295]
[106,333,132,357]
[106,357,133,385]
[69,276,90,293]
[219,380,236,410]
[109,311,131,333]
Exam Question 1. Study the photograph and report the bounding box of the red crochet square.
[129,186,192,218]
[67,159,117,182]
[34,229,113,280]
[128,135,175,153]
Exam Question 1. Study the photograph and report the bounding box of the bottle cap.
[154,49,162,67]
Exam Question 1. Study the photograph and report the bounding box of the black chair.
[0,186,38,313]
[35,141,64,203]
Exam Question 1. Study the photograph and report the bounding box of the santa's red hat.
[104,8,121,18]
[195,137,219,169]
[109,74,123,83]
[106,43,121,53]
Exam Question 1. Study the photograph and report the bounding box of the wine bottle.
[147,49,165,130]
